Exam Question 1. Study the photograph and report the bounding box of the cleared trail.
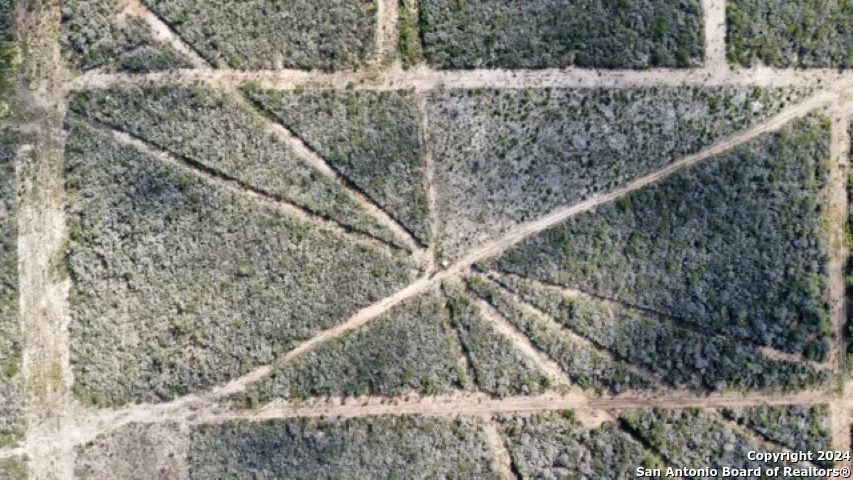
[68,64,853,93]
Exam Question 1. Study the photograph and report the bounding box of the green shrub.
[243,292,466,402]
[727,0,852,68]
[428,85,810,260]
[141,0,377,70]
[721,405,832,465]
[491,115,833,360]
[399,0,422,68]
[0,132,21,448]
[621,408,813,473]
[64,119,418,406]
[498,413,649,479]
[189,416,498,479]
[71,86,408,249]
[419,0,703,69]
[246,88,430,244]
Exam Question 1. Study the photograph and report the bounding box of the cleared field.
[466,275,651,395]
[498,412,654,479]
[720,405,832,462]
[419,0,704,69]
[64,119,418,406]
[61,0,192,72]
[494,273,827,392]
[727,0,852,68]
[246,88,431,244]
[242,292,466,402]
[71,86,407,248]
[490,115,833,360]
[0,133,21,448]
[141,0,377,70]
[443,283,550,397]
[74,423,188,479]
[190,416,500,479]
[428,85,809,260]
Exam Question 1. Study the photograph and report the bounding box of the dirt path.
[831,402,852,469]
[374,0,399,68]
[482,418,517,480]
[829,111,851,371]
[702,0,728,71]
[68,63,853,94]
[14,0,78,478]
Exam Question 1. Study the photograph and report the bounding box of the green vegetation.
[497,273,827,392]
[419,0,703,69]
[721,405,832,465]
[190,416,499,479]
[71,86,408,248]
[0,456,27,480]
[245,88,430,244]
[242,292,466,403]
[491,115,832,360]
[621,408,811,474]
[0,132,21,448]
[64,119,417,406]
[443,283,549,397]
[75,423,188,479]
[399,0,422,68]
[466,275,650,394]
[0,0,20,119]
[60,0,192,72]
[141,0,377,70]
[499,413,651,479]
[727,0,852,68]
[428,85,810,260]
